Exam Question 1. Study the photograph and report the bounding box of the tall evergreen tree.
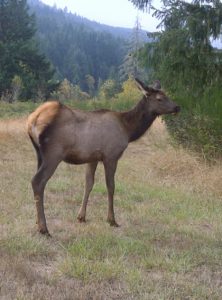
[0,0,56,100]
[131,0,222,157]
[119,16,146,81]
[130,0,222,91]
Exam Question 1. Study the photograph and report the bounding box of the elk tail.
[29,134,43,170]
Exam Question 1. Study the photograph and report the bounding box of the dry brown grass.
[1,116,222,299]
[124,117,222,198]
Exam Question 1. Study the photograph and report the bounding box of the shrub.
[165,85,222,159]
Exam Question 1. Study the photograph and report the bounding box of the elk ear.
[153,80,161,90]
[135,78,149,96]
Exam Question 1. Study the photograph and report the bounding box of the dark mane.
[121,97,156,142]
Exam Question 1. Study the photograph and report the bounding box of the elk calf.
[27,78,180,235]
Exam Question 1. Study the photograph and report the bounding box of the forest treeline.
[30,0,126,92]
[0,0,145,101]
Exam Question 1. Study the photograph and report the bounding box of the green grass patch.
[0,235,51,258]
[58,219,222,297]
[0,101,38,118]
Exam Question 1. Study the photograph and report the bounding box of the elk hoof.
[77,215,86,223]
[108,220,120,227]
[39,228,51,237]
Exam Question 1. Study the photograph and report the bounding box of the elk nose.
[174,106,180,113]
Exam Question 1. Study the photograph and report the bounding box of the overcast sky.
[40,0,160,32]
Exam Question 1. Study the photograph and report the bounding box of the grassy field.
[1,105,222,299]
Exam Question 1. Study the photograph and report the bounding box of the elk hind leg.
[31,155,61,235]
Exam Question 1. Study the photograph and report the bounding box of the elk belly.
[63,149,103,165]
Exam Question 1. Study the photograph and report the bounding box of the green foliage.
[52,79,90,101]
[11,75,23,102]
[85,74,95,97]
[115,77,141,106]
[64,78,141,112]
[129,0,152,10]
[98,79,120,100]
[166,85,222,158]
[0,78,142,118]
[152,0,222,92]
[141,28,222,93]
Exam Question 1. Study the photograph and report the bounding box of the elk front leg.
[77,162,98,222]
[104,160,119,227]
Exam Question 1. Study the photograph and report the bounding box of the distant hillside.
[26,0,151,92]
[27,0,131,91]
[61,13,149,41]
[28,0,149,40]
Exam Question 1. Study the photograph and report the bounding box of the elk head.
[135,78,180,116]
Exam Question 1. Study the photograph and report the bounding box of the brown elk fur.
[27,78,180,235]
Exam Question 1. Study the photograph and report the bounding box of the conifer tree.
[119,16,146,81]
[0,0,56,100]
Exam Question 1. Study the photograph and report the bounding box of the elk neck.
[120,97,157,143]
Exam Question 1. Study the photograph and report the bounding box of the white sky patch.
[40,0,160,31]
